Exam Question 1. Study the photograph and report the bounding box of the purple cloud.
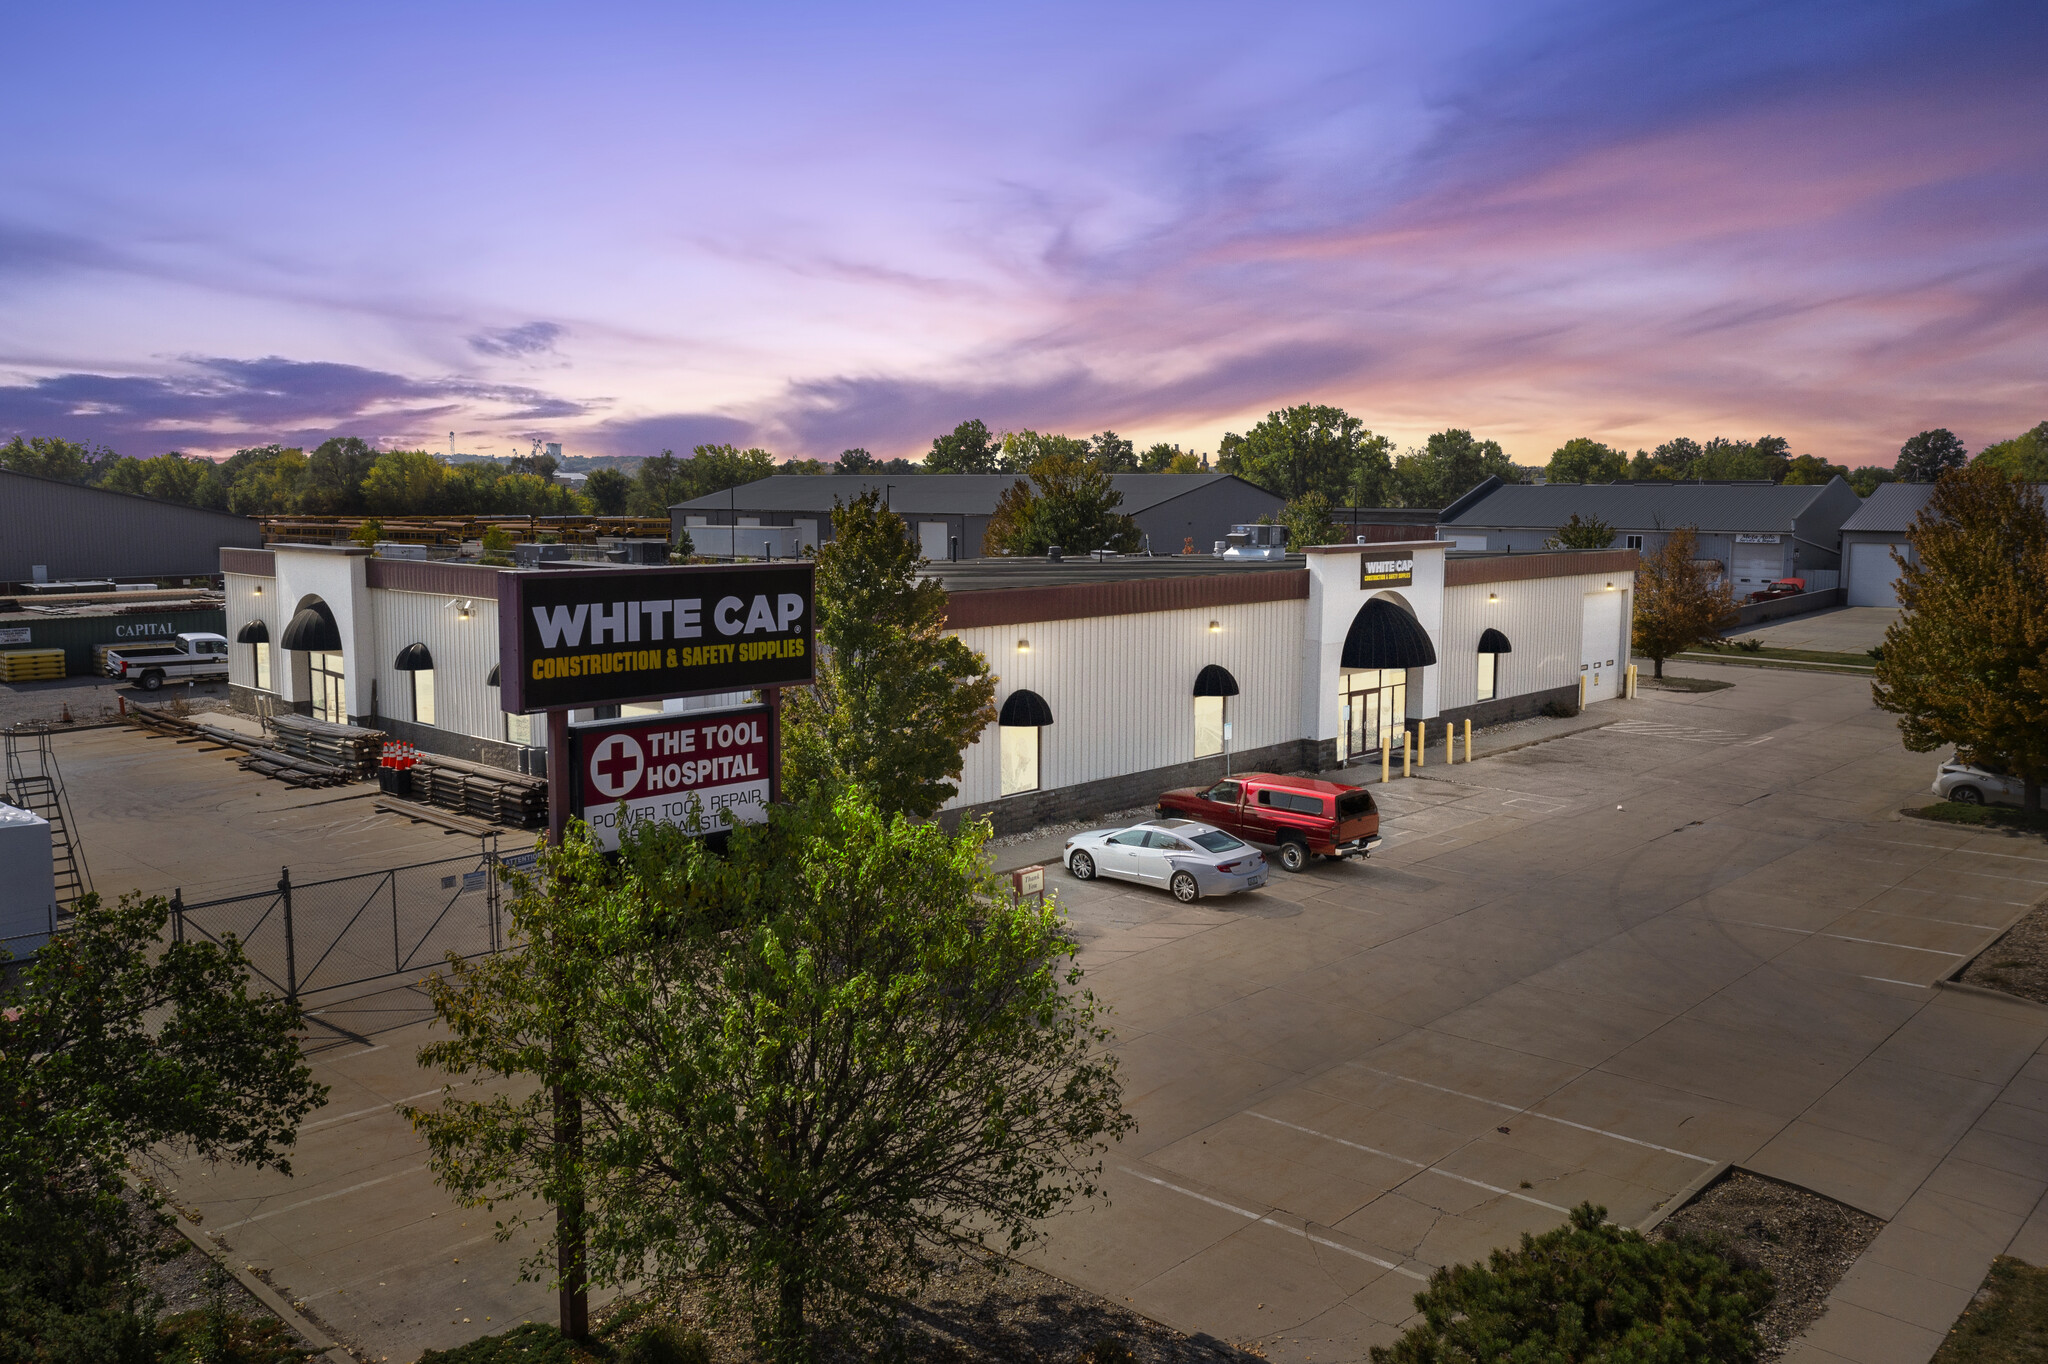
[468,322,565,359]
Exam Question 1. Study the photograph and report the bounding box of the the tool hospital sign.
[571,705,771,849]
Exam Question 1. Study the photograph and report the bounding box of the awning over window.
[998,689,1053,727]
[1477,628,1512,654]
[235,620,269,644]
[1341,598,1437,670]
[1192,664,1240,697]
[394,643,434,671]
[279,601,341,652]
[486,663,500,687]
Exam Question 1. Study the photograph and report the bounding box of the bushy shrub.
[617,1322,711,1364]
[1370,1203,1771,1364]
[416,1322,581,1363]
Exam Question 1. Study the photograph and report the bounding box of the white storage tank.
[0,803,57,959]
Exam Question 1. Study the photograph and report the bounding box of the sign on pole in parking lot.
[568,703,773,850]
[498,563,814,714]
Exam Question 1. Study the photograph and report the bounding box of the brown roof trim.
[1445,549,1639,586]
[1299,539,1444,555]
[221,547,276,577]
[366,558,508,599]
[943,569,1308,629]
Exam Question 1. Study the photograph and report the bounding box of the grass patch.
[1639,675,1735,693]
[1704,641,1879,668]
[1904,803,2048,834]
[1931,1257,2048,1364]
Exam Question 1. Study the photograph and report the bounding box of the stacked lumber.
[408,751,547,828]
[270,714,386,778]
[238,748,350,788]
[0,649,66,682]
[128,706,352,787]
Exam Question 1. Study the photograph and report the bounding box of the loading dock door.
[1731,539,1783,595]
[1848,542,1908,607]
[919,522,950,562]
[1580,592,1623,705]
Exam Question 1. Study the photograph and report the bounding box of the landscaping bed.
[1932,1255,2048,1363]
[1957,902,2048,1005]
[1638,675,1734,693]
[1652,1169,1883,1361]
[1905,802,2048,837]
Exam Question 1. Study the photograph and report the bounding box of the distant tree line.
[1542,421,2048,495]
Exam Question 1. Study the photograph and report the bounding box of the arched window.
[1476,628,1511,702]
[394,643,435,726]
[282,600,345,722]
[998,690,1052,796]
[1192,664,1238,759]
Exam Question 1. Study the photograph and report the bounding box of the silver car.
[1062,819,1268,903]
[1933,760,2025,806]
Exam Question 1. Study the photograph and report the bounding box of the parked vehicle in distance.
[1156,771,1380,872]
[1062,819,1268,902]
[103,632,230,690]
[1933,759,2025,807]
[1745,577,1807,604]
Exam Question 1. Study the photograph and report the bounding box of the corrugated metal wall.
[942,599,1306,810]
[223,572,274,689]
[1437,573,1631,709]
[1,471,262,583]
[366,589,506,744]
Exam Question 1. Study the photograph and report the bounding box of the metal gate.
[171,842,534,1003]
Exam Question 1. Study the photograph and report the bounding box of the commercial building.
[223,538,1634,832]
[1439,477,1862,598]
[1838,480,2048,607]
[0,468,263,591]
[0,590,226,675]
[669,473,1284,560]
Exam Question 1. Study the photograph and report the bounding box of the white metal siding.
[942,600,1306,810]
[223,572,276,691]
[1436,573,1628,710]
[367,589,506,745]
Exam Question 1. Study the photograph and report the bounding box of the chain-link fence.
[171,843,542,1003]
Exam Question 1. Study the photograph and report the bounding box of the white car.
[1062,819,1268,903]
[1933,760,2025,806]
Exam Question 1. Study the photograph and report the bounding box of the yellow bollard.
[1416,721,1425,768]
[1464,718,1473,763]
[1402,731,1412,778]
[1381,737,1390,785]
[1446,723,1454,765]
[1578,674,1586,709]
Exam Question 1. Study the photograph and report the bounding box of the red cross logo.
[589,734,645,798]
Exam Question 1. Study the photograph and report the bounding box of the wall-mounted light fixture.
[1016,639,1030,653]
[1605,581,1615,591]
[1487,592,1497,603]
[459,599,474,619]
[1208,620,1220,633]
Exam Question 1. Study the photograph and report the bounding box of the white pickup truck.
[103,632,231,690]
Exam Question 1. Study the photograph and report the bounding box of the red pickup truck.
[1157,772,1380,872]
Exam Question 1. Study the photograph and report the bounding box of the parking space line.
[1351,1067,1717,1165]
[1820,932,1965,957]
[1248,1112,1569,1213]
[1858,907,1999,931]
[1118,1167,1429,1280]
[1715,920,1971,957]
[1861,976,1928,989]
[299,1088,446,1133]
[1870,841,2048,864]
[211,1165,429,1231]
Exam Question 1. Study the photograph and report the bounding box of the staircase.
[4,727,91,913]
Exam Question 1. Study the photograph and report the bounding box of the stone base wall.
[1434,682,1582,733]
[941,736,1331,837]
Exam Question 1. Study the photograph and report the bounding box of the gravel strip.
[1959,902,2048,1006]
[1653,1169,1883,1361]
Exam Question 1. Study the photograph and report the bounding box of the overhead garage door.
[1580,591,1623,705]
[1730,538,1784,596]
[1848,541,1909,607]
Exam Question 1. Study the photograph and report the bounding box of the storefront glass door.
[1341,669,1407,760]
[311,651,346,723]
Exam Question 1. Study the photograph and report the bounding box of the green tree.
[0,435,119,483]
[1219,404,1392,506]
[981,453,1141,556]
[1974,421,2048,481]
[1371,1204,1770,1364]
[925,419,1001,473]
[783,489,996,817]
[409,795,1129,1362]
[583,467,631,515]
[1088,430,1136,472]
[631,450,690,516]
[1389,429,1522,508]
[1278,490,1340,550]
[221,445,310,515]
[479,525,516,566]
[1896,428,1968,482]
[97,452,226,507]
[1545,512,1616,549]
[1139,441,1201,473]
[836,447,876,473]
[1545,438,1629,484]
[1873,469,2048,813]
[1,893,325,1361]
[1783,453,1848,486]
[300,436,381,513]
[1849,465,1896,497]
[997,429,1090,474]
[1633,525,1737,678]
[361,449,449,514]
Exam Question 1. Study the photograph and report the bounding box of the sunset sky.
[3,1,2044,467]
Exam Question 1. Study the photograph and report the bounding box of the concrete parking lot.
[150,666,2048,1363]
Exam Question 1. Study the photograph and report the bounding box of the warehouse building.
[223,538,1634,831]
[1,468,263,591]
[670,473,1284,560]
[1439,477,1861,598]
[1839,480,2048,607]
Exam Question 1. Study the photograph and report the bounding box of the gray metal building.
[670,473,1284,560]
[1,468,263,589]
[1841,481,2048,607]
[1438,476,1863,598]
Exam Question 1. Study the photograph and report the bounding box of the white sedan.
[1934,760,2026,806]
[1062,819,1268,902]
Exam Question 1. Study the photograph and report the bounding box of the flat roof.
[672,472,1276,517]
[921,555,1303,591]
[1441,478,1849,532]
